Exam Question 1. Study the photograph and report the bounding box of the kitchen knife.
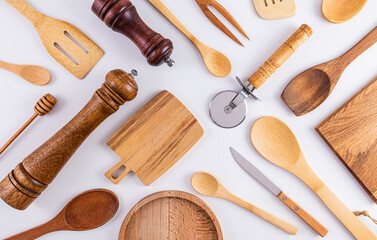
[230,147,328,237]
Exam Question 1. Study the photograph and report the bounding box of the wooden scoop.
[282,25,377,116]
[0,61,50,85]
[191,172,298,235]
[322,0,368,23]
[250,116,377,240]
[147,0,231,77]
[4,189,119,240]
[5,0,104,79]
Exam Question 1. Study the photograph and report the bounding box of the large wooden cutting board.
[316,77,377,203]
[106,91,204,185]
[118,191,222,240]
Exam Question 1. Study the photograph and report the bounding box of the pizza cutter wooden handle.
[105,161,132,184]
[248,24,312,89]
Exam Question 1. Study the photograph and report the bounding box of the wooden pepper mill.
[92,0,174,67]
[0,69,138,210]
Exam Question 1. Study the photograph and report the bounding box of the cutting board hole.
[54,43,80,65]
[64,31,89,54]
[112,165,126,179]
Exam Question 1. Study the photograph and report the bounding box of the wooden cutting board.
[106,91,204,185]
[316,77,377,203]
[118,191,223,240]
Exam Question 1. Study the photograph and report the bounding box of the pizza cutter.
[209,24,313,128]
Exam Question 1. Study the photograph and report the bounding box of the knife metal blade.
[230,147,282,196]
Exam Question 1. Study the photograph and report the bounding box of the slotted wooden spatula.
[5,0,104,79]
[253,0,296,19]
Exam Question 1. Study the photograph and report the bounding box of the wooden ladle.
[322,0,368,23]
[0,61,50,86]
[4,189,119,240]
[191,172,298,235]
[282,26,377,116]
[250,116,377,240]
[147,0,231,77]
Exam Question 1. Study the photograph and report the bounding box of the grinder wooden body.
[0,70,138,210]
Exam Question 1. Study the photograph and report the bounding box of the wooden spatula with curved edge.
[5,0,104,79]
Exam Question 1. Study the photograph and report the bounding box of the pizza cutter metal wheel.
[209,90,247,128]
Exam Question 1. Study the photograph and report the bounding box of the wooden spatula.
[253,0,296,20]
[5,0,104,79]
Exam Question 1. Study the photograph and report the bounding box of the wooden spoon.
[5,189,119,240]
[191,172,298,235]
[282,26,377,116]
[250,116,377,240]
[322,0,368,23]
[147,0,231,77]
[0,61,50,86]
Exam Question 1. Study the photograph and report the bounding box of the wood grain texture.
[322,0,367,23]
[247,24,312,89]
[195,0,249,46]
[147,0,231,77]
[118,191,222,240]
[282,25,377,116]
[253,0,296,20]
[106,90,204,185]
[0,70,137,210]
[0,61,50,86]
[316,77,377,203]
[92,0,174,66]
[277,192,328,237]
[5,0,104,79]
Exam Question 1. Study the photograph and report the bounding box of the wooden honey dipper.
[0,69,138,210]
[0,94,57,156]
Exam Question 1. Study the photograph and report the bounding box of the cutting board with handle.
[106,90,204,185]
[316,77,377,203]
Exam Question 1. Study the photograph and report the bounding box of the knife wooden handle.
[277,191,328,237]
[248,24,312,89]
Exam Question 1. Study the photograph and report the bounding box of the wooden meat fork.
[195,0,250,46]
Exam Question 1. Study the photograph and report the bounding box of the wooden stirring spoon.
[191,172,298,235]
[322,0,368,23]
[250,116,377,240]
[282,26,377,116]
[4,189,119,240]
[147,0,231,77]
[0,61,50,86]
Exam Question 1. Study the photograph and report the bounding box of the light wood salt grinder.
[0,69,138,210]
[92,0,174,67]
[0,94,57,155]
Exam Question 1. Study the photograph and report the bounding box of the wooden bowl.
[119,191,223,240]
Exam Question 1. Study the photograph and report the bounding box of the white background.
[0,0,376,239]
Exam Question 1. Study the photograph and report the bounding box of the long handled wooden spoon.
[0,61,50,86]
[4,189,119,240]
[282,25,377,116]
[322,0,368,23]
[147,0,231,77]
[191,172,298,235]
[250,116,377,240]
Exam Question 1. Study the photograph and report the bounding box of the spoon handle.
[225,193,298,235]
[338,26,377,67]
[305,175,377,240]
[0,61,18,74]
[147,0,197,43]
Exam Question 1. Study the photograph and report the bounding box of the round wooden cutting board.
[119,191,223,240]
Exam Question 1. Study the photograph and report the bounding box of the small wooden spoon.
[191,172,298,235]
[5,189,119,240]
[282,26,377,116]
[322,0,368,23]
[250,116,377,240]
[0,61,50,86]
[147,0,231,77]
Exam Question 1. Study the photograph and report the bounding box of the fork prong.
[210,0,250,40]
[202,7,244,46]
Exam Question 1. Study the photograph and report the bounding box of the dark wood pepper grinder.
[0,69,138,210]
[92,0,174,67]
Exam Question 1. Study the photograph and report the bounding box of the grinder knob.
[92,0,174,67]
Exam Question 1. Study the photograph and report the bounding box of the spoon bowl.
[19,65,51,86]
[322,0,368,23]
[191,171,220,196]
